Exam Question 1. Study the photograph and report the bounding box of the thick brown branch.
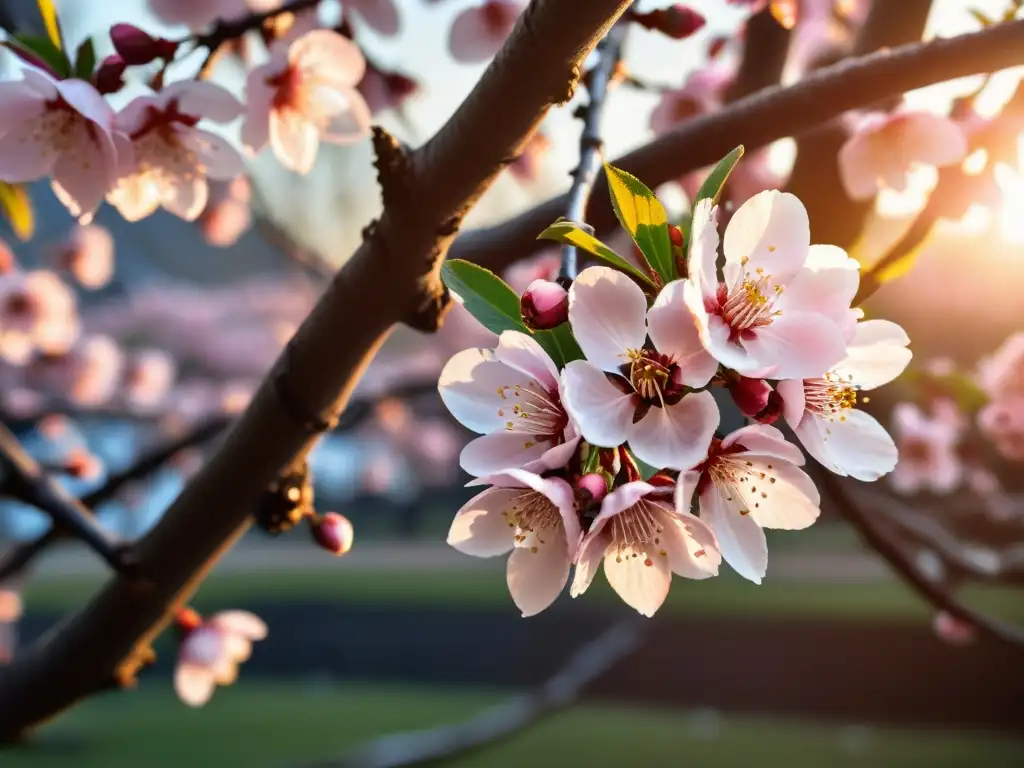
[0,0,631,741]
[453,18,1024,272]
[725,6,792,103]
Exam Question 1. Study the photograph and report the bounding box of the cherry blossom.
[347,0,401,36]
[174,608,267,707]
[777,318,911,481]
[932,611,976,646]
[571,480,720,616]
[0,67,125,223]
[243,30,371,174]
[676,424,819,584]
[199,177,253,247]
[124,348,177,411]
[109,81,244,222]
[562,266,719,471]
[977,331,1024,400]
[978,398,1024,462]
[649,65,732,136]
[0,270,78,364]
[449,0,525,63]
[54,224,115,289]
[838,110,969,201]
[683,193,854,380]
[439,330,579,477]
[887,402,963,494]
[447,469,580,616]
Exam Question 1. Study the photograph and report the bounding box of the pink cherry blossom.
[439,330,579,477]
[887,402,963,494]
[0,270,78,364]
[504,251,560,294]
[977,398,1024,462]
[571,481,720,616]
[55,224,115,289]
[448,1,525,63]
[125,348,177,410]
[777,318,912,481]
[838,110,969,201]
[932,611,976,646]
[0,68,126,223]
[243,30,371,175]
[447,469,580,616]
[109,82,243,222]
[649,65,732,136]
[561,266,719,471]
[509,132,551,183]
[174,608,267,707]
[683,192,855,380]
[358,63,418,115]
[199,177,252,247]
[676,424,819,584]
[977,331,1024,401]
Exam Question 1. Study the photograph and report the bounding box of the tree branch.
[725,6,792,104]
[0,0,632,741]
[452,17,1024,272]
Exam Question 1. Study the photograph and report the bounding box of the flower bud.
[311,512,354,556]
[175,606,203,635]
[631,5,706,40]
[932,611,976,647]
[577,473,608,503]
[669,224,684,248]
[94,55,127,95]
[110,24,179,66]
[520,279,569,330]
[728,375,772,418]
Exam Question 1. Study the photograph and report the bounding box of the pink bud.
[94,55,127,95]
[932,611,976,647]
[110,24,179,66]
[577,473,608,502]
[311,512,354,556]
[728,375,772,418]
[520,279,569,330]
[632,5,706,40]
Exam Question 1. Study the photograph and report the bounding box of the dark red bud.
[110,23,179,66]
[520,279,569,330]
[94,55,127,95]
[631,5,707,40]
[728,375,772,418]
[175,606,203,635]
[669,224,684,248]
[311,512,354,556]
[754,389,785,425]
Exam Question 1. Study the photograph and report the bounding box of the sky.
[5,0,1022,261]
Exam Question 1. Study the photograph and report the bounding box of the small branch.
[451,18,1024,272]
[819,471,1024,650]
[725,6,792,103]
[0,425,123,573]
[560,25,624,281]
[299,619,646,768]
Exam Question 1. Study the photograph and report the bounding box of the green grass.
[4,681,1020,767]
[24,565,1024,625]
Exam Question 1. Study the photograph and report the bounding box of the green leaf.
[73,38,96,81]
[11,33,70,77]
[692,146,745,212]
[441,259,528,336]
[535,323,584,368]
[969,8,993,26]
[905,369,988,416]
[537,219,655,288]
[604,164,676,283]
[37,0,64,52]
[0,183,35,241]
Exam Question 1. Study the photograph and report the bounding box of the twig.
[819,471,1024,650]
[450,17,1024,272]
[0,424,123,573]
[298,619,646,768]
[560,25,624,281]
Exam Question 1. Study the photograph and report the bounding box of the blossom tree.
[0,0,1022,756]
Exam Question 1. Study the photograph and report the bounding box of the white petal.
[661,508,720,579]
[796,410,898,481]
[447,487,517,556]
[776,249,859,328]
[603,546,671,617]
[506,525,571,617]
[438,348,531,433]
[494,470,581,556]
[0,118,58,181]
[209,611,267,641]
[51,150,110,223]
[674,469,702,513]
[687,198,720,296]
[162,175,209,221]
[832,319,912,390]
[628,390,718,471]
[734,457,820,530]
[560,361,635,448]
[459,431,550,477]
[570,530,608,597]
[164,81,243,123]
[493,330,559,392]
[699,488,768,584]
[568,266,648,372]
[647,280,718,387]
[270,109,320,174]
[742,310,847,380]
[723,190,810,284]
[837,129,882,201]
[721,424,805,465]
[175,664,216,707]
[775,378,807,429]
[900,112,969,169]
[290,30,367,87]
[242,65,276,153]
[182,129,245,181]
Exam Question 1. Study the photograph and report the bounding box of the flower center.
[503,490,561,551]
[706,454,780,516]
[609,498,668,566]
[496,382,568,449]
[712,261,784,342]
[803,372,857,421]
[620,349,684,408]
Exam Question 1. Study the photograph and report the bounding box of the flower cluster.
[174,607,267,707]
[438,170,912,617]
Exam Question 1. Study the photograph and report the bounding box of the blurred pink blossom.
[889,402,963,495]
[977,332,1024,401]
[347,0,400,35]
[28,334,124,408]
[55,224,115,290]
[0,270,79,364]
[174,608,267,707]
[508,132,551,183]
[448,1,525,63]
[978,398,1024,461]
[358,63,418,114]
[503,251,560,294]
[199,177,253,247]
[149,0,279,30]
[125,349,177,411]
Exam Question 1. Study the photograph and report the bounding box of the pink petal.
[796,409,897,481]
[493,330,559,392]
[721,423,805,464]
[603,545,671,617]
[162,175,209,221]
[661,507,721,579]
[506,524,571,616]
[742,310,847,380]
[832,319,912,390]
[209,611,267,641]
[699,487,768,584]
[51,149,110,224]
[242,64,276,153]
[838,130,882,201]
[175,663,216,707]
[447,487,518,556]
[107,175,161,223]
[270,109,320,174]
[560,361,635,449]
[776,247,860,328]
[570,528,608,597]
[647,279,718,387]
[723,190,810,285]
[0,82,45,135]
[460,431,550,477]
[182,128,245,181]
[496,470,580,552]
[349,0,400,36]
[568,266,648,372]
[54,79,115,128]
[674,469,702,511]
[733,456,820,530]
[687,198,720,296]
[684,281,756,372]
[898,112,969,169]
[775,378,806,429]
[290,30,367,87]
[438,347,536,433]
[317,88,373,144]
[589,481,658,533]
[0,118,58,181]
[628,390,719,471]
[164,81,243,123]
[448,2,519,63]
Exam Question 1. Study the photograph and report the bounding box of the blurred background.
[1,0,1024,765]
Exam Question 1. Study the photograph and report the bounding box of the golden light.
[996,160,1024,245]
